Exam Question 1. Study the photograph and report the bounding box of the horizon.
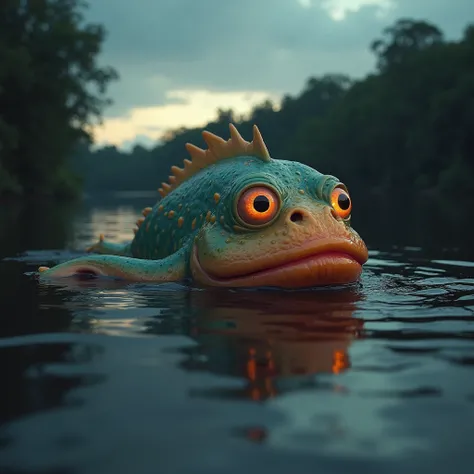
[86,0,472,151]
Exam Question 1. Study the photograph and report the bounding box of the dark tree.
[0,0,118,196]
[371,18,444,71]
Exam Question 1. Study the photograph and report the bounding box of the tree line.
[74,18,474,216]
[0,0,118,197]
[1,2,473,233]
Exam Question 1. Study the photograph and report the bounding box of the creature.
[38,124,368,288]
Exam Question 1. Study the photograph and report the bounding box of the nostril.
[290,211,304,223]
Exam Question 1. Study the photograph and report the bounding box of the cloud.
[93,89,279,147]
[322,0,395,20]
[387,0,473,37]
[88,0,389,116]
[84,0,473,146]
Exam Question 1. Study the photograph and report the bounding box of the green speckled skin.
[131,156,267,260]
[38,132,367,286]
[130,156,340,262]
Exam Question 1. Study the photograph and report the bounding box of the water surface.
[1,193,473,473]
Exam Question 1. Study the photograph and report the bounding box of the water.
[1,193,474,473]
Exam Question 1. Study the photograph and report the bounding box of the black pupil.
[338,194,350,210]
[253,195,270,213]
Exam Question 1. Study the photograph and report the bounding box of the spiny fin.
[142,207,152,217]
[157,123,271,199]
[85,234,105,253]
[132,207,154,236]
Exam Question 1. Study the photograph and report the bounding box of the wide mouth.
[191,237,368,288]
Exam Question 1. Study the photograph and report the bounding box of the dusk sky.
[86,0,472,150]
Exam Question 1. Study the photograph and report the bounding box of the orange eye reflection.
[330,187,352,219]
[237,186,280,226]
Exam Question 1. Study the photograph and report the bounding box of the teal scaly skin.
[38,124,368,288]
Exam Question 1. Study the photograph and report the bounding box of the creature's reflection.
[184,289,364,401]
[38,276,364,401]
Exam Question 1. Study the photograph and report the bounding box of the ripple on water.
[1,241,474,472]
[432,260,474,268]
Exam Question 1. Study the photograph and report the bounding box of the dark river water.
[1,192,474,474]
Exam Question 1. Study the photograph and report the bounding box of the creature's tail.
[36,206,156,277]
[84,234,132,256]
[37,235,132,274]
[85,204,155,256]
[37,248,187,283]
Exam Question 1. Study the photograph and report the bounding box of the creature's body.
[39,124,368,288]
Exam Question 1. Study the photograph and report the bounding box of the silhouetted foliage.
[75,18,474,233]
[0,0,118,197]
[3,9,474,239]
[74,72,354,192]
[371,18,444,71]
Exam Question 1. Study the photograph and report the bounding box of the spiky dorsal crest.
[158,123,271,198]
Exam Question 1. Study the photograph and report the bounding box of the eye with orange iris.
[330,187,352,219]
[237,185,280,227]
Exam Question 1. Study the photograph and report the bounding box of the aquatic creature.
[38,124,368,288]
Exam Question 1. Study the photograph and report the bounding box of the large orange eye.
[330,187,352,219]
[237,186,280,227]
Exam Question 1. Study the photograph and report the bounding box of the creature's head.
[160,124,368,288]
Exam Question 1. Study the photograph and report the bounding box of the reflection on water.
[1,193,474,473]
[175,290,364,401]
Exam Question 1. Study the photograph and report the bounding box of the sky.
[85,0,473,150]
